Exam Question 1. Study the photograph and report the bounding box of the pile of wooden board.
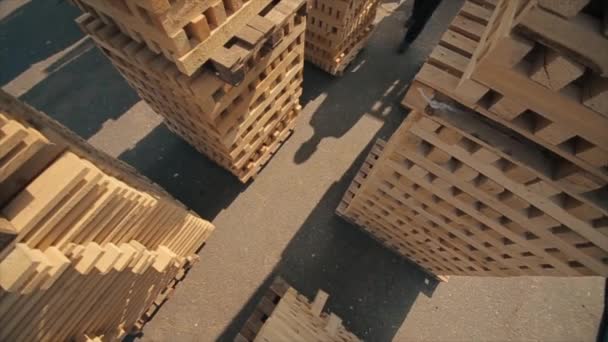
[71,0,306,182]
[0,91,214,341]
[337,0,608,277]
[236,277,361,342]
[305,0,379,75]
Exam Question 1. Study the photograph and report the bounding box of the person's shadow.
[293,0,462,165]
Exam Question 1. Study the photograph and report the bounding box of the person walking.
[398,0,443,53]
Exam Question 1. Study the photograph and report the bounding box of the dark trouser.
[402,0,442,45]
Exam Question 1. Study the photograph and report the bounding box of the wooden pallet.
[406,82,608,221]
[0,94,214,341]
[514,0,607,75]
[0,255,182,341]
[339,110,608,277]
[78,0,305,183]
[336,139,384,218]
[403,0,608,191]
[0,113,49,184]
[337,140,454,280]
[306,0,377,44]
[0,91,171,208]
[235,277,361,342]
[0,131,213,295]
[457,0,608,179]
[304,0,379,76]
[305,23,374,76]
[131,255,199,335]
[236,277,290,341]
[71,0,307,78]
[340,0,608,278]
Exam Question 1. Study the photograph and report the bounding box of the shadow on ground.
[292,0,436,165]
[0,0,141,139]
[0,0,83,85]
[210,1,466,340]
[118,125,248,221]
[216,138,440,341]
[20,46,141,139]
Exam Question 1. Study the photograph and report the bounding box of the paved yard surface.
[1,0,604,341]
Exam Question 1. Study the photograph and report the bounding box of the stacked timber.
[0,92,214,341]
[305,0,379,75]
[337,0,608,277]
[71,0,306,182]
[236,277,361,342]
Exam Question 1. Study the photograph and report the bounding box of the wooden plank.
[473,60,608,151]
[529,48,586,91]
[516,4,608,76]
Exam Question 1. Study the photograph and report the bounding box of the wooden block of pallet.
[236,277,361,342]
[537,0,590,18]
[236,277,290,341]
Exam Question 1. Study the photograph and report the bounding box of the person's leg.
[398,0,441,52]
[404,0,422,27]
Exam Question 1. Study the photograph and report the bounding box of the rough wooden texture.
[0,96,215,340]
[77,0,306,183]
[0,122,214,292]
[464,0,608,151]
[0,90,172,206]
[304,0,380,75]
[236,277,361,342]
[407,0,608,191]
[515,0,608,77]
[338,110,608,277]
[71,0,282,77]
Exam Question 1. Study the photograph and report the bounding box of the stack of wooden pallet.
[236,277,361,341]
[338,0,608,277]
[0,91,214,341]
[305,0,379,75]
[71,0,306,182]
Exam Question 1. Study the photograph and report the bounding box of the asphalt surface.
[1,0,605,341]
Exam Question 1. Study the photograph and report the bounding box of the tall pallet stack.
[0,91,215,341]
[70,0,307,183]
[236,277,361,342]
[305,0,379,75]
[337,0,608,277]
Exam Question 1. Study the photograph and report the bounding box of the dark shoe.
[397,43,409,54]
